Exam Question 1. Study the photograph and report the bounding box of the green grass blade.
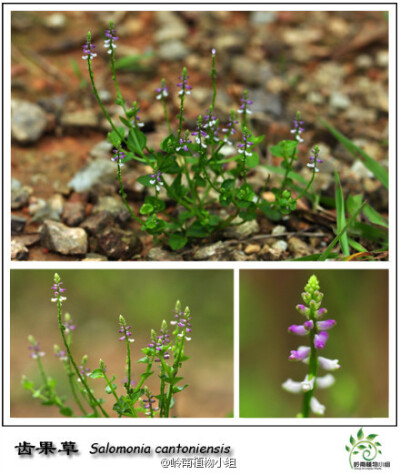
[320,119,388,189]
[348,239,368,253]
[334,171,350,257]
[363,204,388,228]
[318,201,367,261]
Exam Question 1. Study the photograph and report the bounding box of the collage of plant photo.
[9,9,390,424]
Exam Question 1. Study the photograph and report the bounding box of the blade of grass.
[318,201,367,261]
[334,171,350,257]
[348,238,368,253]
[363,203,389,228]
[320,119,388,189]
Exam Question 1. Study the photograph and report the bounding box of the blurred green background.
[11,269,233,418]
[240,269,388,418]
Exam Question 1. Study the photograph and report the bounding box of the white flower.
[316,374,335,389]
[318,356,341,371]
[282,378,302,394]
[301,375,315,392]
[310,397,326,415]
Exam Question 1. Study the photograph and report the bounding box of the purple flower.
[317,308,327,318]
[118,315,135,344]
[82,40,97,61]
[237,132,254,156]
[211,48,216,55]
[304,320,314,331]
[314,331,329,349]
[79,365,91,377]
[316,320,336,331]
[111,148,126,166]
[150,170,164,191]
[237,92,253,115]
[289,346,311,361]
[104,27,119,54]
[177,75,192,96]
[51,274,67,305]
[307,145,322,173]
[156,82,169,100]
[29,341,45,359]
[290,115,304,143]
[288,324,309,336]
[54,349,67,361]
[176,136,192,152]
[170,305,192,341]
[142,393,159,415]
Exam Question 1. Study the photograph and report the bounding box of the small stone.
[89,141,114,160]
[62,201,86,227]
[11,215,27,234]
[81,211,114,235]
[11,99,47,144]
[193,241,227,260]
[232,57,273,86]
[61,109,99,128]
[307,91,325,105]
[272,240,288,252]
[223,219,260,239]
[48,194,65,216]
[244,243,261,254]
[44,13,67,30]
[41,220,88,255]
[230,249,257,261]
[29,198,60,222]
[355,54,373,69]
[92,196,130,223]
[147,247,178,261]
[376,50,389,68]
[249,89,282,117]
[330,92,351,110]
[154,23,188,43]
[272,225,286,236]
[11,181,32,210]
[12,234,41,247]
[288,237,311,258]
[158,40,189,61]
[11,240,29,260]
[68,159,117,192]
[97,228,143,260]
[82,253,108,262]
[250,11,277,25]
[351,160,374,179]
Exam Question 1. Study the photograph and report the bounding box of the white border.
[3,2,397,430]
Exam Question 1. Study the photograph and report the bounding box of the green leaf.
[346,193,363,217]
[115,52,154,70]
[172,384,189,394]
[119,116,133,129]
[160,133,177,152]
[105,383,117,395]
[270,140,297,160]
[363,204,388,228]
[353,451,359,455]
[345,445,350,452]
[140,203,154,215]
[321,119,388,189]
[186,221,209,238]
[334,171,350,257]
[367,434,379,441]
[22,379,35,391]
[59,406,73,417]
[137,175,153,187]
[127,128,147,154]
[137,356,149,364]
[348,239,368,253]
[246,152,259,168]
[318,201,366,261]
[358,444,366,449]
[89,369,105,379]
[107,127,125,147]
[375,442,382,447]
[168,234,188,250]
[350,435,356,445]
[357,428,364,440]
[249,134,265,146]
[350,222,388,245]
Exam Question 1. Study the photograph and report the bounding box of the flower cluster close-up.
[282,275,340,417]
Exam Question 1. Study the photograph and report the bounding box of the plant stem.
[164,337,185,418]
[56,301,109,417]
[301,306,318,418]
